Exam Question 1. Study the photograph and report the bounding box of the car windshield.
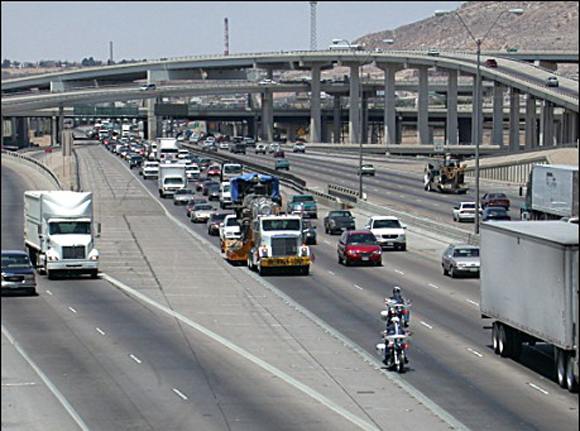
[1,254,32,269]
[462,203,476,209]
[210,214,228,222]
[262,219,301,231]
[49,222,91,235]
[165,178,184,185]
[330,211,352,218]
[176,189,194,195]
[224,165,242,174]
[226,218,240,227]
[453,248,480,257]
[488,194,507,199]
[347,234,378,245]
[373,219,401,229]
[195,205,213,211]
[487,208,507,215]
[292,196,315,203]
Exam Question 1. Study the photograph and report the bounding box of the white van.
[219,182,232,209]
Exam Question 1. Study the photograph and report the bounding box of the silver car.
[173,188,196,205]
[191,204,215,223]
[441,244,480,278]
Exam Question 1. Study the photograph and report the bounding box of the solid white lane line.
[95,327,106,336]
[428,283,440,290]
[527,383,549,395]
[68,307,77,314]
[129,354,142,364]
[2,325,93,431]
[102,273,382,431]
[465,298,480,307]
[354,284,363,291]
[394,269,405,275]
[467,348,483,358]
[46,290,53,296]
[172,388,189,400]
[420,321,433,330]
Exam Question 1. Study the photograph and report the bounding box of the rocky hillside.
[356,1,578,52]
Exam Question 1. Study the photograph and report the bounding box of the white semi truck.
[480,221,579,392]
[158,163,186,198]
[24,191,100,279]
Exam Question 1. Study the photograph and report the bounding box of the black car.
[1,250,37,296]
[207,212,230,236]
[323,210,356,235]
[202,181,220,196]
[482,206,511,222]
[128,154,144,169]
[230,142,246,154]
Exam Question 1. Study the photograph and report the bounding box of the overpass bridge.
[2,50,578,153]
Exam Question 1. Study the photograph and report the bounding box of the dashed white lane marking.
[527,383,549,395]
[129,354,142,364]
[95,327,106,336]
[68,307,77,314]
[2,382,37,387]
[420,321,434,330]
[324,240,331,245]
[394,269,405,275]
[46,290,53,296]
[172,388,189,400]
[465,298,480,307]
[467,348,483,358]
[354,284,363,291]
[328,271,335,275]
[428,283,440,290]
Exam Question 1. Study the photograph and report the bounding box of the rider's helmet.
[393,286,401,294]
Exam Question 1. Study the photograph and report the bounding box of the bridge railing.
[1,149,63,190]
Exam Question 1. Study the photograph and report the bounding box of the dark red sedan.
[337,230,382,266]
[273,150,285,158]
[206,166,221,176]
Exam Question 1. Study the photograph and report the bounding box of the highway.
[2,144,578,431]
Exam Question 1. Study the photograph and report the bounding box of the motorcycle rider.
[385,286,410,327]
[390,286,404,303]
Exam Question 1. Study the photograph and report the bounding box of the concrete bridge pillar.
[508,87,520,152]
[261,89,274,142]
[471,77,484,147]
[446,69,458,146]
[377,64,400,146]
[525,94,537,150]
[361,91,369,144]
[492,82,504,148]
[348,64,360,144]
[540,100,555,147]
[458,117,471,145]
[417,66,430,145]
[309,65,322,143]
[564,110,578,145]
[51,116,58,146]
[333,95,342,143]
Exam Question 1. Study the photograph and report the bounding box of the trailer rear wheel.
[566,354,578,393]
[498,324,512,358]
[492,322,500,354]
[557,349,568,389]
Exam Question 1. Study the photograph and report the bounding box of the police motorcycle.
[382,286,411,327]
[376,316,409,373]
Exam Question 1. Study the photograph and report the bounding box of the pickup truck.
[287,195,317,219]
[481,193,510,210]
[323,210,356,234]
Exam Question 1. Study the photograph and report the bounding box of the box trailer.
[480,221,578,392]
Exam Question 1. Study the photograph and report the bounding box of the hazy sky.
[2,1,463,62]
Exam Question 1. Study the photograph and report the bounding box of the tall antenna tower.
[309,1,317,50]
[224,18,230,56]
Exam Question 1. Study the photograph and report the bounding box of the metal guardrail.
[327,184,360,203]
[1,149,63,190]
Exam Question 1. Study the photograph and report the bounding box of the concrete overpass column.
[565,110,578,145]
[446,69,458,146]
[541,100,555,147]
[379,64,399,146]
[309,65,322,143]
[51,116,58,146]
[508,87,520,152]
[492,82,504,148]
[524,94,537,150]
[261,89,274,142]
[361,92,369,144]
[417,66,429,145]
[333,95,341,143]
[57,106,64,146]
[348,64,361,144]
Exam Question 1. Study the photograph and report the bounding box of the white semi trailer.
[24,191,100,279]
[480,221,579,392]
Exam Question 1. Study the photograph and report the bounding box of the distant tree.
[12,60,21,68]
[2,59,11,68]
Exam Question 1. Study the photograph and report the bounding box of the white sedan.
[190,204,215,223]
[452,202,483,223]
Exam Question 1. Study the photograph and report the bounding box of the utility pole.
[224,18,230,56]
[109,41,113,64]
[309,1,317,50]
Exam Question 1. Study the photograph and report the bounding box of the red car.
[480,192,510,210]
[484,58,498,68]
[273,150,285,158]
[206,165,221,176]
[337,230,382,266]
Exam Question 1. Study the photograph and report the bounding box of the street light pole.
[434,8,523,235]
